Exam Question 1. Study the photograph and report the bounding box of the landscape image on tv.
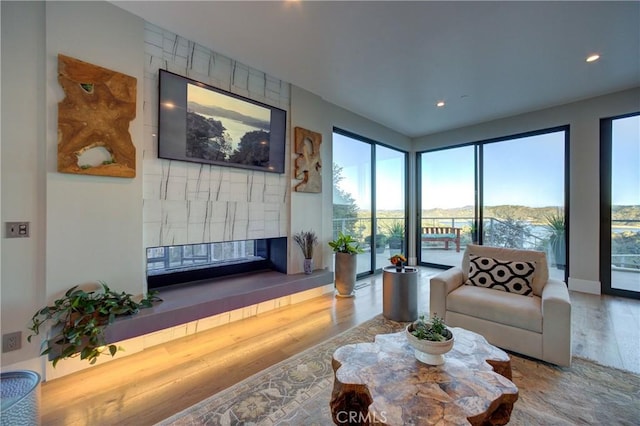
[186,83,271,167]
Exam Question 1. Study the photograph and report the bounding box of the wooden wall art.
[57,54,137,178]
[293,127,322,193]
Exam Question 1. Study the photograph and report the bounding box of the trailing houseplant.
[329,232,364,297]
[405,314,454,365]
[27,282,161,367]
[293,230,318,274]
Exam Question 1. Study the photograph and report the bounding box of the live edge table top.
[330,328,519,426]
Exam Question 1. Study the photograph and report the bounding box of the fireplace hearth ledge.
[104,269,334,344]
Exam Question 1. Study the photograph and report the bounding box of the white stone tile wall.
[142,22,291,248]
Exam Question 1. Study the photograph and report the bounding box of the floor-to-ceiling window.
[376,145,407,265]
[601,113,640,298]
[419,145,476,268]
[482,131,567,282]
[418,127,568,282]
[333,129,407,275]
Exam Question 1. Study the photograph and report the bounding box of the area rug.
[158,315,640,426]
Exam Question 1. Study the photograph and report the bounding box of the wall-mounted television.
[158,70,286,173]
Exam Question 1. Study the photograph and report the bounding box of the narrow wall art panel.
[293,127,322,193]
[57,54,137,178]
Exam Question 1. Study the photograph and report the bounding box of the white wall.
[1,1,145,377]
[413,87,640,293]
[45,2,145,297]
[290,86,412,273]
[1,0,47,370]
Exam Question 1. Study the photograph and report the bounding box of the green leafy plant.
[328,231,364,254]
[409,314,452,342]
[385,221,405,251]
[385,221,405,240]
[293,230,318,259]
[27,282,161,367]
[545,211,566,268]
[545,212,565,234]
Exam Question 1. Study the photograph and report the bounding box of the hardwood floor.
[40,268,639,425]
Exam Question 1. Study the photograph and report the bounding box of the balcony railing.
[333,216,639,271]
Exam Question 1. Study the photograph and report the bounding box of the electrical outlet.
[5,222,30,238]
[2,331,22,352]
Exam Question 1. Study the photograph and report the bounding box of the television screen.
[158,70,286,173]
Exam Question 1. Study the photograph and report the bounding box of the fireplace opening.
[146,237,287,290]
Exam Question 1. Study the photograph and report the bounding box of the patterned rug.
[158,315,640,425]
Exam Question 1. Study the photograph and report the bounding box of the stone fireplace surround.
[101,25,335,347]
[105,268,333,345]
[146,237,289,290]
[104,236,333,345]
[105,237,333,343]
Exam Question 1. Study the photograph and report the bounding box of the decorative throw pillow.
[465,255,535,296]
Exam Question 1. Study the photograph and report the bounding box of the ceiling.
[111,1,640,138]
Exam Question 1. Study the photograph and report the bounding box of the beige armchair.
[430,244,572,366]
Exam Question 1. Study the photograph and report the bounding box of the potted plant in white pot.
[328,231,364,297]
[406,314,454,365]
[293,230,318,275]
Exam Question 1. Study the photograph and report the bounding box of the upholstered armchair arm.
[429,267,464,319]
[542,279,572,366]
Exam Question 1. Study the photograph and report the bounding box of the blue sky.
[612,115,640,206]
[334,116,639,211]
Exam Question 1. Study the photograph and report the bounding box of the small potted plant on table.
[406,314,454,365]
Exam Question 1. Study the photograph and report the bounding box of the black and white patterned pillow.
[466,255,535,296]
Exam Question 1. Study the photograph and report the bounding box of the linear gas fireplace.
[146,237,287,289]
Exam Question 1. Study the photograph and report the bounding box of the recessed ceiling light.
[586,54,600,63]
[436,101,445,108]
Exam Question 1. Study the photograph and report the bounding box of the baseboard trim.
[568,277,600,294]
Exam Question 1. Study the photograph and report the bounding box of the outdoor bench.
[421,227,461,252]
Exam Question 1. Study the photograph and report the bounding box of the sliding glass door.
[601,113,640,298]
[333,131,372,274]
[376,145,407,266]
[482,131,567,281]
[418,127,568,281]
[419,146,476,267]
[333,129,407,275]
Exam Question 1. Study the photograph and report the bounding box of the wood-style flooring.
[40,268,639,425]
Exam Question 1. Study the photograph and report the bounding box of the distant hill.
[363,205,640,227]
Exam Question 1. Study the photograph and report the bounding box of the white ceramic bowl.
[405,324,454,365]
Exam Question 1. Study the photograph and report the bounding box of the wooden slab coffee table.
[330,328,518,425]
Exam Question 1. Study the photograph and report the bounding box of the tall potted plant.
[545,212,566,270]
[328,232,364,297]
[293,230,318,274]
